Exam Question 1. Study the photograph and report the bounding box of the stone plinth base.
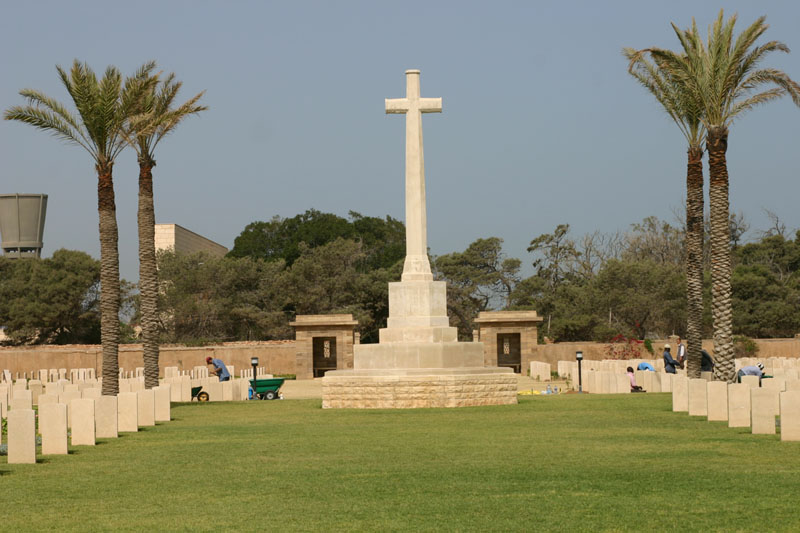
[322,368,517,409]
[354,341,484,370]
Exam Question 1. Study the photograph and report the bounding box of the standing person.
[676,337,687,365]
[206,356,231,382]
[663,344,682,374]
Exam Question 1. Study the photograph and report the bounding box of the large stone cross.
[385,69,442,282]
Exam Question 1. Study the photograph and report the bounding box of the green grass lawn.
[2,394,798,532]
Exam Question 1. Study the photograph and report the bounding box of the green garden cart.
[250,377,285,400]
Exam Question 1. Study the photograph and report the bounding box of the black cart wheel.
[197,391,210,402]
[264,390,277,400]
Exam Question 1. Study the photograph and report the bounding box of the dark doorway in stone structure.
[313,337,337,377]
[497,333,521,373]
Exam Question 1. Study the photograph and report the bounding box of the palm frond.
[728,88,785,120]
[3,105,97,158]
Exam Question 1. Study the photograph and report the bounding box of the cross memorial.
[385,69,442,282]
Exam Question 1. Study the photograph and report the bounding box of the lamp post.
[576,351,583,393]
[250,357,259,399]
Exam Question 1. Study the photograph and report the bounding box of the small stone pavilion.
[474,311,544,375]
[290,314,358,379]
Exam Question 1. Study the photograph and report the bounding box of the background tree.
[0,250,101,344]
[157,251,289,343]
[4,60,153,395]
[434,237,521,339]
[124,70,206,389]
[229,209,405,269]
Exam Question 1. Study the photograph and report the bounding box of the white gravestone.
[39,403,68,455]
[727,383,751,428]
[95,396,118,439]
[672,376,689,412]
[688,378,708,416]
[117,392,139,432]
[153,386,171,422]
[751,388,777,435]
[779,390,800,441]
[8,409,36,464]
[706,381,728,422]
[11,389,33,410]
[70,398,96,446]
[137,389,156,426]
[740,375,760,389]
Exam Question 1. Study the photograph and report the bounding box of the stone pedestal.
[323,368,516,409]
[323,279,516,409]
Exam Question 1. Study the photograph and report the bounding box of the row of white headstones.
[672,375,800,440]
[553,357,800,440]
[1,369,264,464]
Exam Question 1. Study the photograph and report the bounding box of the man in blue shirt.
[206,356,231,382]
[737,363,764,383]
[637,361,655,371]
[663,344,682,374]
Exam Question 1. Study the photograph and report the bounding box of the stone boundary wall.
[534,338,800,369]
[3,338,799,378]
[0,341,296,377]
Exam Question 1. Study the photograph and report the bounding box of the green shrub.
[732,335,759,358]
[643,339,654,354]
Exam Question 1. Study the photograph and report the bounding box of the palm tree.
[123,72,207,389]
[652,11,800,381]
[623,47,706,378]
[4,60,155,395]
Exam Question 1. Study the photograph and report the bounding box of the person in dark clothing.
[700,350,714,372]
[663,344,682,374]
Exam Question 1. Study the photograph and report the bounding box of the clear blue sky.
[2,1,799,282]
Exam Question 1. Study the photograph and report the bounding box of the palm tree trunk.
[98,162,121,396]
[707,125,735,382]
[139,157,160,389]
[685,145,704,378]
